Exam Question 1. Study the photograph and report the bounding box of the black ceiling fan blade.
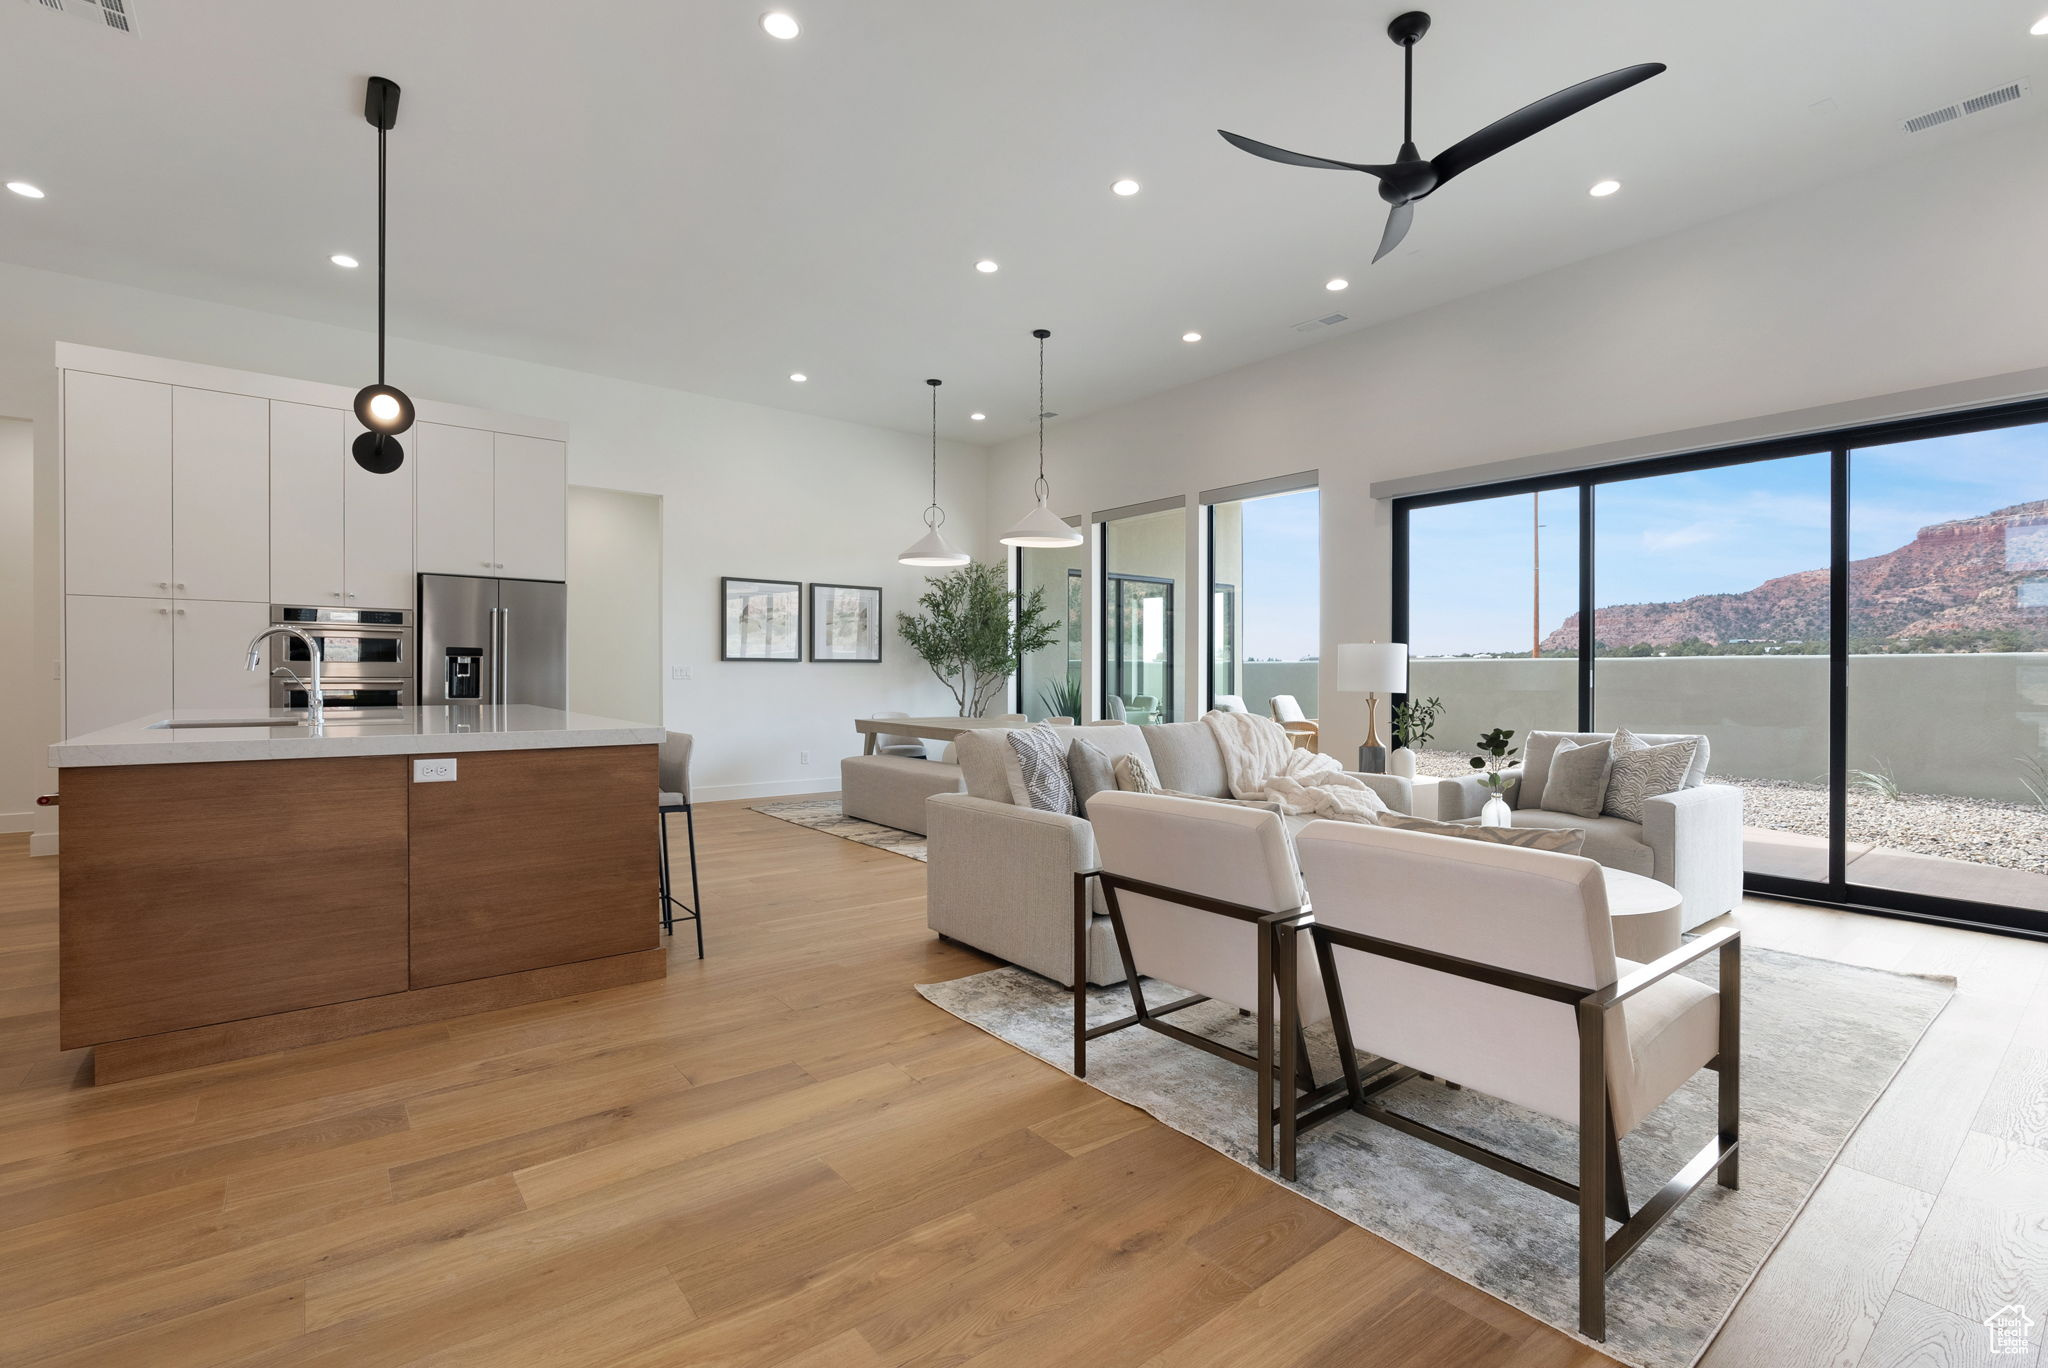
[1427,62,1665,188]
[1217,130,1397,177]
[1371,200,1414,263]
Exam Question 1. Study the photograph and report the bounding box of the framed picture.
[721,577,802,661]
[809,583,884,663]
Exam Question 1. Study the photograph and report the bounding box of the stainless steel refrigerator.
[417,574,568,708]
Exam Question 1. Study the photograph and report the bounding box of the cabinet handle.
[494,562,504,570]
[175,608,186,616]
[175,582,186,591]
[156,581,170,590]
[331,591,343,598]
[347,593,357,600]
[156,607,170,616]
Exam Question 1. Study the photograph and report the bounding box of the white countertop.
[50,706,666,768]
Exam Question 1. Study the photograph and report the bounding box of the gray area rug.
[919,948,1952,1368]
[752,798,926,861]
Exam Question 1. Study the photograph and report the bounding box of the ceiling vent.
[1903,78,2027,133]
[18,0,131,31]
[1293,313,1349,334]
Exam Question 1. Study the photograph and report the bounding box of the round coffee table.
[1601,868,1683,962]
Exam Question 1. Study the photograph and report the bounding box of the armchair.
[1289,821,1739,1341]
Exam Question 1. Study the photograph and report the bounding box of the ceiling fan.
[1219,10,1663,262]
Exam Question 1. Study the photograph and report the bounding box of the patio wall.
[1405,653,2048,804]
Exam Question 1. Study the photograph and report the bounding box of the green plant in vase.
[1038,678,1084,723]
[1467,726,1519,826]
[1387,695,1444,779]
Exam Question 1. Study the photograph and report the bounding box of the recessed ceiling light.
[6,181,45,199]
[789,373,807,383]
[975,259,1000,274]
[330,253,359,268]
[1325,277,1349,292]
[1589,179,1621,197]
[761,12,800,39]
[2032,14,2048,35]
[970,412,986,421]
[1111,178,1141,196]
[1182,332,1202,343]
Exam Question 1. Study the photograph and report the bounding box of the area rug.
[918,948,1952,1368]
[752,798,926,861]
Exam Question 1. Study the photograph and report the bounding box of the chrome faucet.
[245,626,325,726]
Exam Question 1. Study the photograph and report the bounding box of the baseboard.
[29,831,58,858]
[695,778,839,804]
[0,811,32,834]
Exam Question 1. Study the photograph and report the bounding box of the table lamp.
[1337,642,1408,773]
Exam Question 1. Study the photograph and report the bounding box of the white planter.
[1388,746,1418,779]
[1480,793,1513,828]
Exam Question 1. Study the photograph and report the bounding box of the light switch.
[670,666,686,681]
[413,757,458,783]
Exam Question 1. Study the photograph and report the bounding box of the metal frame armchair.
[1284,821,1739,1341]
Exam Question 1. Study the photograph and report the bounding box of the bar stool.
[658,731,704,958]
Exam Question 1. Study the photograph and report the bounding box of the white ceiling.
[1,0,2043,443]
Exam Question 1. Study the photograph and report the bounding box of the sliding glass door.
[1102,507,1184,723]
[1016,541,1084,723]
[1395,399,2048,935]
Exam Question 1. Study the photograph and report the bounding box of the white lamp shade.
[1337,642,1408,693]
[999,500,1083,548]
[898,525,970,566]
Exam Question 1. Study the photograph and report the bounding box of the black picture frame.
[721,577,803,661]
[808,583,884,663]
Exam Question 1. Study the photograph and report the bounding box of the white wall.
[4,261,987,848]
[0,419,35,831]
[982,116,2048,760]
[567,485,663,728]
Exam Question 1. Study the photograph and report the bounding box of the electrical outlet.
[800,750,812,766]
[413,757,458,783]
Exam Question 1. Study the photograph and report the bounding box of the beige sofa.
[925,720,1412,986]
[840,754,964,836]
[1435,729,1742,928]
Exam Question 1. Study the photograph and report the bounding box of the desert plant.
[2019,754,2048,810]
[1847,761,1901,802]
[1391,695,1445,750]
[1467,726,1520,793]
[1038,677,1084,722]
[897,561,1060,717]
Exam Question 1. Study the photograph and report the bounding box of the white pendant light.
[1001,329,1084,549]
[899,378,970,567]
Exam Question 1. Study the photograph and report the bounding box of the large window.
[1209,487,1320,719]
[1102,506,1184,723]
[1395,400,2048,934]
[1016,538,1084,722]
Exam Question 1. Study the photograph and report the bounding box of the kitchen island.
[51,705,667,1082]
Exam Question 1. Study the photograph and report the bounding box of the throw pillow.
[1113,752,1162,794]
[1007,724,1076,815]
[1540,737,1612,819]
[1603,735,1699,823]
[1065,738,1117,817]
[1377,811,1588,855]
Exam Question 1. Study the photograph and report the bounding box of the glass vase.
[1480,792,1512,828]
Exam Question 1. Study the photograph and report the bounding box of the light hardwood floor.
[0,806,2042,1367]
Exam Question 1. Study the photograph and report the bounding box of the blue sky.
[1407,424,2045,656]
[1237,489,1321,661]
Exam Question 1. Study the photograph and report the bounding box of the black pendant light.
[351,76,415,474]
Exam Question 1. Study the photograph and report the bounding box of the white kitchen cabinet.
[493,433,567,581]
[269,401,347,608]
[415,423,497,576]
[172,387,269,603]
[65,372,173,600]
[172,599,272,713]
[343,419,417,609]
[66,594,174,737]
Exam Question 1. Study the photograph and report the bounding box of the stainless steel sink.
[149,717,309,730]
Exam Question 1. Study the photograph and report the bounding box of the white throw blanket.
[1202,709,1388,824]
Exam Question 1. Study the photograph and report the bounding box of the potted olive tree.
[897,562,1060,718]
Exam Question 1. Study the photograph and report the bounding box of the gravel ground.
[1410,749,2048,875]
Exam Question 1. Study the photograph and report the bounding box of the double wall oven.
[268,605,415,713]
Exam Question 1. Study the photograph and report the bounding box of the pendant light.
[898,378,970,567]
[350,76,415,474]
[1000,329,1083,548]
